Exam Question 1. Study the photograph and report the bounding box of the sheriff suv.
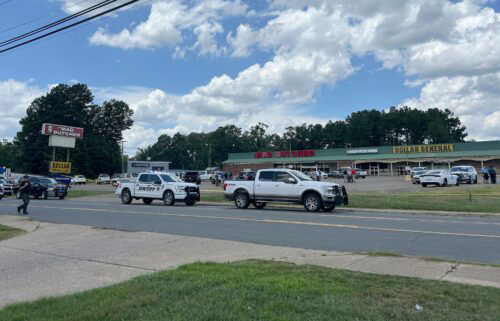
[224,169,348,212]
[115,172,200,206]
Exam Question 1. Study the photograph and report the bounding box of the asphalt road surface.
[1,197,499,264]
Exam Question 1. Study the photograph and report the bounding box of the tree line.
[135,107,467,169]
[0,82,467,175]
[0,84,133,178]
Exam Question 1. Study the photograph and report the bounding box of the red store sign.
[255,150,315,159]
[42,123,84,139]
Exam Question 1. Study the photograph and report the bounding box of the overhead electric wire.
[0,0,119,47]
[0,0,95,35]
[0,0,152,57]
[0,0,140,54]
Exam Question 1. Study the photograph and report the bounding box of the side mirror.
[287,177,296,184]
[154,181,162,185]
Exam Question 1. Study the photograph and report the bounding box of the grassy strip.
[347,194,500,213]
[1,261,499,321]
[66,191,114,198]
[0,224,24,241]
[202,190,500,213]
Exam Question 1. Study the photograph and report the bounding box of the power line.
[0,0,140,54]
[0,0,152,57]
[0,0,13,7]
[0,0,95,35]
[0,0,119,47]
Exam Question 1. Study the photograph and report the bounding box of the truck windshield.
[160,174,183,183]
[291,170,313,181]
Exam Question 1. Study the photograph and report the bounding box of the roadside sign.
[49,161,72,174]
[42,123,84,139]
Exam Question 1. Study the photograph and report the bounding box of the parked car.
[184,171,201,185]
[224,169,348,212]
[0,178,18,196]
[353,168,368,179]
[96,174,111,184]
[420,170,459,187]
[411,170,425,184]
[411,167,427,177]
[0,184,3,200]
[328,170,341,178]
[71,175,87,185]
[115,172,200,206]
[111,173,134,187]
[50,174,72,186]
[450,166,478,184]
[17,177,68,199]
[198,171,213,181]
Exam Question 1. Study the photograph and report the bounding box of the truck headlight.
[323,186,334,194]
[176,186,186,193]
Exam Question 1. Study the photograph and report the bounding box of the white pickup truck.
[224,169,348,212]
[115,172,200,206]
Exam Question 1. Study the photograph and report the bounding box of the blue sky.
[1,0,499,153]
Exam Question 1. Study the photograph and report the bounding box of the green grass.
[202,186,500,213]
[1,261,499,321]
[347,193,500,213]
[66,191,114,198]
[0,224,24,241]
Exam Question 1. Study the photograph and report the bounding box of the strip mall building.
[222,141,500,176]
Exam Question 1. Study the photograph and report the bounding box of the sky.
[1,0,500,155]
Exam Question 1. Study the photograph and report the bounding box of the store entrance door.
[369,163,379,176]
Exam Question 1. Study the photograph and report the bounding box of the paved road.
[1,197,499,264]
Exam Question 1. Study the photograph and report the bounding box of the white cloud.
[89,0,248,55]
[0,80,44,139]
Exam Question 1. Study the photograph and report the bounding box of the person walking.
[489,165,497,184]
[17,175,31,215]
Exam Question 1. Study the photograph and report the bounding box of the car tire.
[422,183,427,188]
[121,189,132,205]
[43,191,48,200]
[143,198,153,205]
[474,177,478,184]
[456,180,460,186]
[253,201,267,209]
[59,195,65,200]
[303,193,322,212]
[322,204,335,212]
[185,199,196,206]
[442,179,448,187]
[163,190,175,206]
[234,192,250,209]
[467,178,472,184]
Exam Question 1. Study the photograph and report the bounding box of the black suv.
[184,171,201,185]
[17,177,68,200]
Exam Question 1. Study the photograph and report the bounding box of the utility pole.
[120,140,126,174]
[206,143,212,169]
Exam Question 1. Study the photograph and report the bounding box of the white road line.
[2,203,500,239]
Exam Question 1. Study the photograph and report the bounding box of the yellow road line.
[2,203,500,239]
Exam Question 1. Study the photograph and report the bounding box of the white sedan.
[420,170,459,187]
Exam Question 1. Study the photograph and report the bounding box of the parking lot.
[68,175,492,195]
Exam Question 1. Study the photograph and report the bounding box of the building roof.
[223,141,500,164]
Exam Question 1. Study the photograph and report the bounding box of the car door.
[254,171,275,199]
[274,171,300,201]
[147,174,163,198]
[135,174,152,198]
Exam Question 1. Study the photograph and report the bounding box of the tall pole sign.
[42,123,84,174]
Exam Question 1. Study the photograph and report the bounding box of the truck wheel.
[143,198,153,205]
[303,193,322,212]
[185,199,196,206]
[234,192,250,209]
[43,191,48,199]
[442,179,448,187]
[59,195,65,200]
[474,177,478,184]
[121,189,132,205]
[422,183,427,187]
[456,179,460,186]
[322,204,335,212]
[253,201,266,209]
[163,191,175,206]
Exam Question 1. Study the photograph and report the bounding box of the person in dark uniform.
[17,175,31,215]
[489,165,497,184]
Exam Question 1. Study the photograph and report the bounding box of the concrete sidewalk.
[1,215,500,308]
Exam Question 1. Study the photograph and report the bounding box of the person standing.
[482,166,489,184]
[489,165,497,184]
[17,175,31,215]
